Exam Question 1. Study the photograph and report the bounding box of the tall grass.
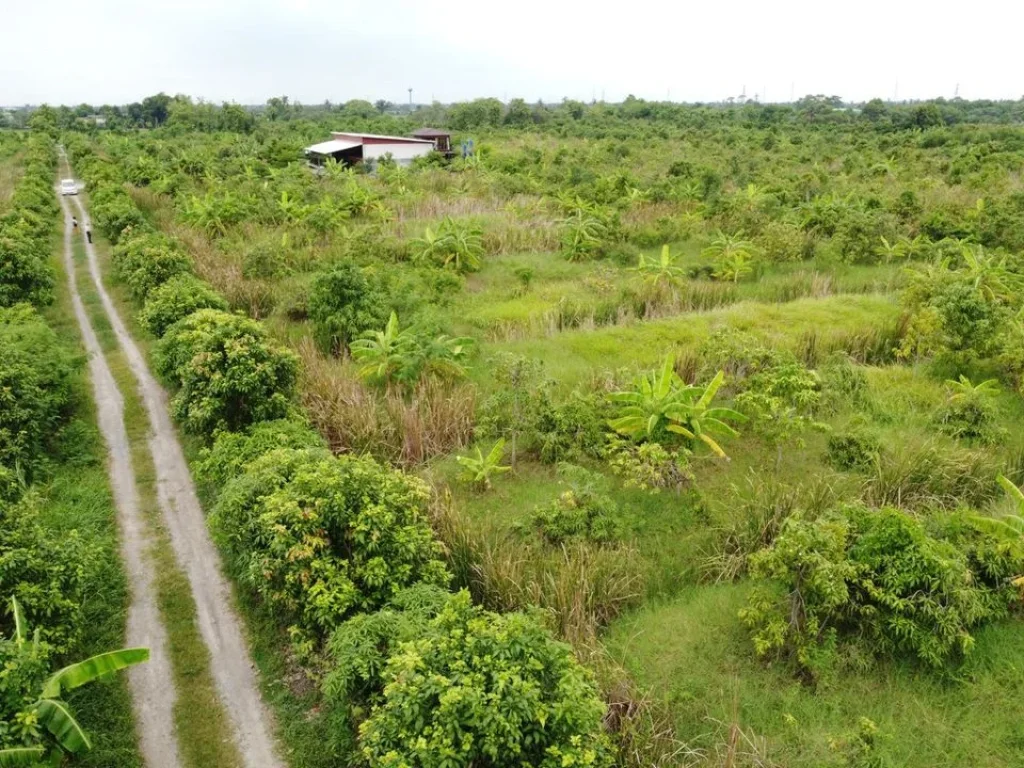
[862,439,1001,510]
[298,339,474,465]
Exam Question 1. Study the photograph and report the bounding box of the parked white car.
[60,179,77,195]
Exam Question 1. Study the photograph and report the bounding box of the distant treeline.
[7,92,1024,134]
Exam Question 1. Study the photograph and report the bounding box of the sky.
[3,0,1023,107]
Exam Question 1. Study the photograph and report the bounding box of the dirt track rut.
[64,185,283,768]
[59,194,182,768]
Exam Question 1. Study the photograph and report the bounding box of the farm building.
[411,127,454,157]
[304,132,434,168]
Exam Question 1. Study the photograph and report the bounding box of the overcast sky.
[4,0,1022,106]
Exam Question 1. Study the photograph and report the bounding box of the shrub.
[308,261,391,354]
[527,465,623,544]
[933,396,1000,443]
[604,436,692,493]
[323,584,451,708]
[825,430,880,471]
[89,189,149,243]
[0,305,77,479]
[138,274,228,337]
[741,505,1019,681]
[358,591,611,768]
[111,231,193,300]
[155,309,299,435]
[0,493,97,655]
[535,391,607,464]
[195,417,325,492]
[756,220,811,263]
[0,228,54,308]
[211,448,450,639]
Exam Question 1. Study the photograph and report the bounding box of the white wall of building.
[362,142,433,165]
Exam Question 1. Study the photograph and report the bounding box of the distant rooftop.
[331,131,432,144]
[412,127,450,137]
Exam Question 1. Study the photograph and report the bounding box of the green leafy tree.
[155,309,299,435]
[308,262,391,355]
[358,591,611,768]
[0,305,76,481]
[138,274,228,337]
[212,448,450,640]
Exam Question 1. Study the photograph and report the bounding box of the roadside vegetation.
[12,91,1024,766]
[0,119,144,764]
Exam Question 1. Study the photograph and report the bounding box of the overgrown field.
[28,95,1024,766]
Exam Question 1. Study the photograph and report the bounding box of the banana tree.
[608,356,695,441]
[351,311,415,386]
[0,598,149,766]
[456,439,512,491]
[664,370,747,458]
[635,245,685,289]
[609,358,745,458]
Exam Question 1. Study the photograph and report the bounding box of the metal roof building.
[304,132,434,167]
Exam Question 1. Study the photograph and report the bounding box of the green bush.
[358,591,611,768]
[741,505,1020,681]
[138,274,228,337]
[196,417,325,493]
[825,430,880,471]
[527,465,623,544]
[0,305,77,479]
[933,396,1000,443]
[111,231,193,300]
[309,262,391,354]
[155,309,299,435]
[0,227,54,308]
[89,189,149,243]
[0,493,97,655]
[211,448,450,639]
[324,584,451,707]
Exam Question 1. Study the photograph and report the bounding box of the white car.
[60,179,77,195]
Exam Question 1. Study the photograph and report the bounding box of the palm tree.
[0,598,149,765]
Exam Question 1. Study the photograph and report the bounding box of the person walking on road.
[71,215,78,232]
[85,220,92,244]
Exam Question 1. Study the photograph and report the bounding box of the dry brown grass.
[298,339,474,466]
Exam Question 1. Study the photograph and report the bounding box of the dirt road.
[64,184,283,768]
[59,194,182,768]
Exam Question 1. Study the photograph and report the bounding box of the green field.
[8,96,1024,766]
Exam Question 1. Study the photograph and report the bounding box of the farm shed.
[411,127,454,157]
[304,132,434,168]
